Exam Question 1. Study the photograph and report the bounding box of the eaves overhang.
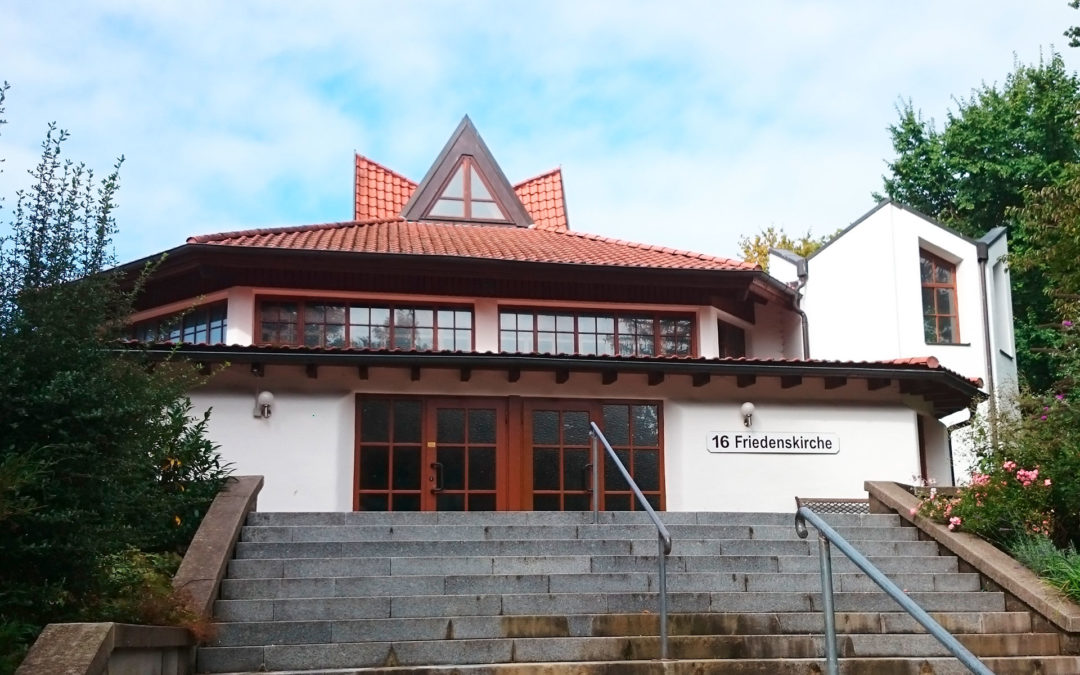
[119,342,982,418]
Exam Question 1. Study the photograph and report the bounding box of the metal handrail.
[795,501,994,675]
[589,421,673,660]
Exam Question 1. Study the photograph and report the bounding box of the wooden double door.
[353,396,663,512]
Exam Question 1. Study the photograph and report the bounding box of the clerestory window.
[426,156,509,222]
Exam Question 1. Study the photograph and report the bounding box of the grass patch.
[1008,534,1080,604]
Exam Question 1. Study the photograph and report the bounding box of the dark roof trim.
[808,199,981,262]
[400,115,534,227]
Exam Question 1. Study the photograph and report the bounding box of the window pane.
[371,308,391,325]
[350,306,370,324]
[471,200,504,219]
[602,405,630,446]
[415,327,434,350]
[936,288,953,314]
[533,449,560,490]
[500,313,516,329]
[325,324,346,347]
[537,332,556,354]
[470,166,492,199]
[415,309,433,327]
[393,401,422,442]
[556,315,575,331]
[537,314,555,331]
[563,412,591,445]
[597,317,615,332]
[579,316,596,332]
[517,333,533,352]
[455,329,472,350]
[939,318,955,343]
[556,333,575,354]
[500,333,517,352]
[360,446,389,489]
[935,263,952,284]
[443,165,465,198]
[457,311,472,328]
[580,334,597,355]
[360,401,390,442]
[430,198,465,217]
[532,411,559,444]
[632,405,659,446]
[438,328,455,349]
[920,256,933,283]
[922,288,935,314]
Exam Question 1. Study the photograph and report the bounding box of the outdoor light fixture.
[740,402,755,428]
[255,391,275,419]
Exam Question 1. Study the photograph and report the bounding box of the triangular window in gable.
[401,116,534,227]
[427,157,509,222]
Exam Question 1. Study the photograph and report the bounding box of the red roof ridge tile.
[187,218,404,244]
[354,154,418,188]
[512,166,562,188]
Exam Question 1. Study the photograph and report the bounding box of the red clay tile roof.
[354,155,417,221]
[354,155,569,231]
[187,219,758,271]
[514,168,568,232]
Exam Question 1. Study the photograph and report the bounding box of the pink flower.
[1045,479,1052,486]
[1041,415,1048,421]
[1064,320,1074,327]
[1003,460,1017,471]
[948,516,961,531]
[909,507,918,516]
[1056,393,1066,401]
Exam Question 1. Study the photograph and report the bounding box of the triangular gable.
[400,116,534,227]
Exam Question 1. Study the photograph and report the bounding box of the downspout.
[976,241,997,445]
[793,258,810,358]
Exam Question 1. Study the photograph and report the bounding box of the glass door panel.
[527,406,593,511]
[355,399,423,511]
[430,402,502,511]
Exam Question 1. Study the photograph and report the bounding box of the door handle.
[431,461,444,492]
[583,463,593,493]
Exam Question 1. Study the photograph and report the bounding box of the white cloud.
[1,1,1078,262]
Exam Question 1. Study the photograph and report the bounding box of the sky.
[2,2,1079,264]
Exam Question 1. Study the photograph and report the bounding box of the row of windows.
[130,301,756,358]
[130,303,228,345]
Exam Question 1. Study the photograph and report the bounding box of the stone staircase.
[197,511,1080,673]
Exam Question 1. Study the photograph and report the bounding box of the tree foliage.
[737,225,832,271]
[879,51,1080,390]
[0,83,230,670]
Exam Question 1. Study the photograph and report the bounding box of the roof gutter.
[976,239,997,443]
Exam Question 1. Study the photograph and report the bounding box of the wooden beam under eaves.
[736,374,756,388]
[460,367,472,382]
[898,380,926,395]
[410,366,421,382]
[647,371,665,386]
[823,376,846,390]
[250,363,265,377]
[601,371,618,385]
[780,375,802,389]
[508,367,521,383]
[305,364,318,379]
[555,369,570,384]
[357,365,369,380]
[867,378,891,391]
[692,372,711,387]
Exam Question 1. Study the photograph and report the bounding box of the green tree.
[0,83,230,670]
[737,225,831,272]
[879,51,1080,390]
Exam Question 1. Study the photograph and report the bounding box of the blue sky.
[2,2,1079,263]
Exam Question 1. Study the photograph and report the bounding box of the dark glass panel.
[304,304,325,322]
[304,324,322,347]
[393,400,421,442]
[393,494,420,512]
[326,305,347,324]
[533,495,561,511]
[533,411,559,444]
[935,262,952,283]
[360,446,389,489]
[936,288,953,314]
[468,494,496,511]
[469,447,496,490]
[325,324,346,348]
[924,317,937,342]
[632,405,659,446]
[920,256,932,282]
[602,406,630,446]
[922,287,935,314]
[436,494,465,511]
[645,494,662,511]
[469,409,496,444]
[563,412,591,446]
[392,446,421,490]
[604,450,631,492]
[564,449,588,490]
[564,494,591,511]
[605,494,631,511]
[940,318,955,343]
[637,335,655,356]
[360,401,390,442]
[533,448,560,490]
[618,336,635,355]
[437,409,466,443]
[360,494,389,511]
[634,450,660,491]
[438,447,465,490]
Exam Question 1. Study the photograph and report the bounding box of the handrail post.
[658,532,668,660]
[816,533,839,675]
[590,432,599,524]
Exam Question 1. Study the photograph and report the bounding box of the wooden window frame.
[920,251,960,344]
[717,319,747,358]
[257,298,473,351]
[131,302,228,345]
[424,155,510,223]
[499,309,695,357]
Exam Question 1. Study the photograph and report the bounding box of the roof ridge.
[187,218,404,244]
[513,166,561,187]
[354,153,418,187]
[551,228,759,271]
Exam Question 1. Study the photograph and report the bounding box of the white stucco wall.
[664,402,920,512]
[188,366,938,512]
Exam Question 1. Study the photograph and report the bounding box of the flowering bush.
[915,319,1080,549]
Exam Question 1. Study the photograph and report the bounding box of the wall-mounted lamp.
[255,391,275,419]
[740,402,755,428]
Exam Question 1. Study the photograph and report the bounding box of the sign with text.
[707,431,840,455]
